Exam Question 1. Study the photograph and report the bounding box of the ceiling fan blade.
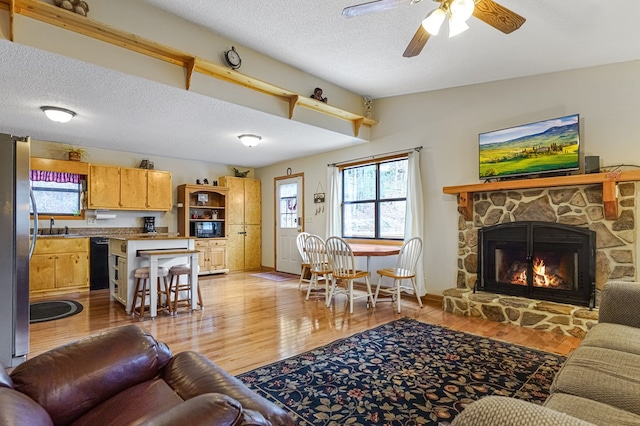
[403,24,430,58]
[342,0,411,18]
[472,0,526,34]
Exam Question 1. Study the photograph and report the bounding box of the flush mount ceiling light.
[41,106,76,123]
[238,134,262,147]
[422,0,475,38]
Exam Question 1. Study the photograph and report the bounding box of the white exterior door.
[275,176,303,274]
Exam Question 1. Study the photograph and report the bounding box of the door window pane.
[279,183,298,229]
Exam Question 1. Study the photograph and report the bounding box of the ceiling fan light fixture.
[422,8,446,35]
[449,0,475,22]
[238,133,262,147]
[448,16,469,37]
[40,106,76,123]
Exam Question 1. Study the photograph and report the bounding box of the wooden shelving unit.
[177,184,229,275]
[4,0,377,137]
[443,171,640,221]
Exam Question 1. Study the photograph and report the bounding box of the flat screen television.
[479,114,580,180]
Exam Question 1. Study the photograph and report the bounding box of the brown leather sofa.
[0,325,294,426]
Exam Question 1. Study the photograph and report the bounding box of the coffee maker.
[143,216,156,233]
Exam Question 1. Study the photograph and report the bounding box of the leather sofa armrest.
[10,325,172,425]
[0,387,53,426]
[451,396,596,426]
[599,281,640,328]
[140,393,243,426]
[162,352,294,426]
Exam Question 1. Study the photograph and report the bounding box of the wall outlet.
[87,217,97,225]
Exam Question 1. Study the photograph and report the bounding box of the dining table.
[348,243,401,277]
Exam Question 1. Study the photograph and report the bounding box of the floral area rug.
[237,318,565,425]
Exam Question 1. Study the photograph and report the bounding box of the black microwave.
[191,221,223,238]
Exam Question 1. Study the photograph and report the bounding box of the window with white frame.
[341,157,408,240]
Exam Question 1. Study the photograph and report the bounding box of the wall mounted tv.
[479,114,580,180]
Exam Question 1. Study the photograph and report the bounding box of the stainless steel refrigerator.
[0,133,33,368]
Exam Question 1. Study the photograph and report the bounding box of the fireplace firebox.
[477,222,596,307]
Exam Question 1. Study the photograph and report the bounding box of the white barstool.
[168,264,202,312]
[131,266,171,318]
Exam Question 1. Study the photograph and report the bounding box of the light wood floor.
[29,272,582,375]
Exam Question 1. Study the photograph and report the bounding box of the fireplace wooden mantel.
[443,170,640,221]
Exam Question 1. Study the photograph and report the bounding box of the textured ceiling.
[2,0,640,167]
[141,0,640,98]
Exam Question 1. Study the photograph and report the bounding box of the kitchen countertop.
[108,233,192,241]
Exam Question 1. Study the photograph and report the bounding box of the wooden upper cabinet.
[88,165,172,211]
[147,170,172,210]
[120,168,147,209]
[88,165,120,209]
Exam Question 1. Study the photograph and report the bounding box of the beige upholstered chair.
[304,234,332,302]
[374,237,423,313]
[325,236,375,314]
[296,232,311,291]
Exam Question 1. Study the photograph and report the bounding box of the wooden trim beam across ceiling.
[4,0,377,137]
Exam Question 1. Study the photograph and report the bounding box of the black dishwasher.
[90,237,110,290]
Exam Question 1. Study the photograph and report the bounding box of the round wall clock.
[224,46,242,70]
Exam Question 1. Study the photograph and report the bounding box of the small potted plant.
[62,145,88,161]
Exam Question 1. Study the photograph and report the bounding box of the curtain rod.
[328,146,422,167]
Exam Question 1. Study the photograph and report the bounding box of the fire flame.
[533,258,546,284]
[508,257,562,288]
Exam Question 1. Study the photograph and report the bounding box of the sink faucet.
[50,217,54,235]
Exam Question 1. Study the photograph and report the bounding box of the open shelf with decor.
[177,184,229,275]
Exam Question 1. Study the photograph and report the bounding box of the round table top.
[349,243,400,257]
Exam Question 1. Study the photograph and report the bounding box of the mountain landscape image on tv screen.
[479,114,580,179]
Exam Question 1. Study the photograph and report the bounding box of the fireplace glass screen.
[478,222,595,307]
[495,248,578,290]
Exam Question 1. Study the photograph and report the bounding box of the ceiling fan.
[342,0,526,58]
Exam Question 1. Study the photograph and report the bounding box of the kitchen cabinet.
[88,165,172,211]
[147,170,173,210]
[30,237,89,296]
[195,239,228,274]
[219,176,261,271]
[177,184,228,275]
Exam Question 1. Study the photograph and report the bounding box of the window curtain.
[405,150,426,296]
[30,170,80,183]
[326,165,342,238]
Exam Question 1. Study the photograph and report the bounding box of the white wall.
[31,140,250,233]
[257,59,640,296]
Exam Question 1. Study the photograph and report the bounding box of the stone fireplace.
[443,182,636,337]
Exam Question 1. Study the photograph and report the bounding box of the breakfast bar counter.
[108,235,196,315]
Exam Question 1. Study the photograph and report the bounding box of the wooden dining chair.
[325,236,375,314]
[304,235,332,302]
[296,232,311,291]
[374,237,423,313]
